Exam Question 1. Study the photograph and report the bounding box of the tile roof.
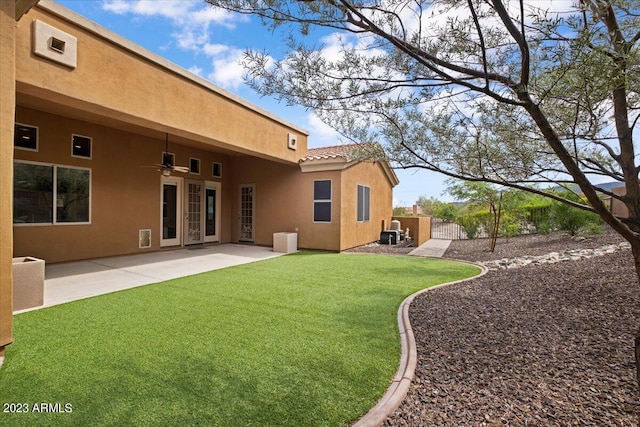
[301,143,362,162]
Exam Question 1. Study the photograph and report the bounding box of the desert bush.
[432,202,459,222]
[550,191,603,236]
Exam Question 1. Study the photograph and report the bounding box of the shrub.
[550,192,603,236]
[456,213,481,239]
[523,204,553,233]
[432,202,459,222]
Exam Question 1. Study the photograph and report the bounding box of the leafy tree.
[204,0,640,380]
[446,180,510,249]
[431,202,458,222]
[392,206,409,217]
[416,196,439,216]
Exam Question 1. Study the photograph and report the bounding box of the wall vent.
[33,20,77,69]
[139,229,151,249]
[287,133,298,150]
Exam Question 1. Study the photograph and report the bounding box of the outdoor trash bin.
[12,257,45,311]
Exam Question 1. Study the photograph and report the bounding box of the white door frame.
[160,176,182,247]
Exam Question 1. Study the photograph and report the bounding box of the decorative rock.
[479,242,631,270]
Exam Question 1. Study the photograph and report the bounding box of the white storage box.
[273,232,298,253]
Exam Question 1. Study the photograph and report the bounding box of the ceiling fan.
[147,133,189,176]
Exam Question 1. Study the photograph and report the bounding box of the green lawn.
[0,252,479,426]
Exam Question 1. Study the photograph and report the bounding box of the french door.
[161,178,220,247]
[160,176,182,247]
[239,184,255,242]
[185,180,203,245]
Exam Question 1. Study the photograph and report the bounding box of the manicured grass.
[0,252,479,426]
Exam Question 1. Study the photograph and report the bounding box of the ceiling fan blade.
[173,166,190,173]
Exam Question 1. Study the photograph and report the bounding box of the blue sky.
[54,0,449,206]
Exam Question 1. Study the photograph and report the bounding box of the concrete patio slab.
[408,238,452,257]
[16,244,284,313]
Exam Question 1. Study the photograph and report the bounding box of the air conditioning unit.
[380,230,401,245]
[287,133,298,150]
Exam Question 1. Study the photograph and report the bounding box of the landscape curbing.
[351,259,488,427]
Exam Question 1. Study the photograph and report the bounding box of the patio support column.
[0,0,17,362]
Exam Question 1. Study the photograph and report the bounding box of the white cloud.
[206,47,246,89]
[202,43,231,57]
[101,0,246,49]
[306,113,342,147]
[187,65,204,77]
[101,0,251,89]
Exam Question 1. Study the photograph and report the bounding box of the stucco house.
[1,1,398,358]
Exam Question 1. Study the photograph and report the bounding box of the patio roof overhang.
[15,1,309,165]
[15,0,39,20]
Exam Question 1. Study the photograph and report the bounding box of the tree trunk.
[632,244,640,390]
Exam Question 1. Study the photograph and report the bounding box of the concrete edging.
[352,259,489,427]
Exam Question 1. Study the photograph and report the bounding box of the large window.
[357,185,370,222]
[313,180,332,223]
[14,162,90,224]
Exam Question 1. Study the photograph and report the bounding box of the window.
[13,163,52,223]
[14,124,38,151]
[313,180,332,223]
[72,134,92,158]
[357,185,370,222]
[190,158,200,174]
[13,161,90,224]
[212,162,222,178]
[162,152,175,167]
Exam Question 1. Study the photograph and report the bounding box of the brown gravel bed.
[384,246,640,426]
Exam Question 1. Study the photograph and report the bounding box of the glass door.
[185,180,203,245]
[160,177,181,247]
[239,184,255,242]
[204,181,220,243]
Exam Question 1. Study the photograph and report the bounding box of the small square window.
[212,162,222,178]
[190,158,200,174]
[162,152,175,167]
[72,134,91,158]
[14,124,38,151]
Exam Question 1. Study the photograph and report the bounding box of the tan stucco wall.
[15,3,307,165]
[391,216,431,247]
[227,156,342,251]
[1,0,16,352]
[339,162,394,250]
[13,107,231,263]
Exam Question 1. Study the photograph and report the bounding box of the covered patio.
[15,244,284,313]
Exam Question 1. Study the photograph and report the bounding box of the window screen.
[357,185,370,222]
[313,180,331,222]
